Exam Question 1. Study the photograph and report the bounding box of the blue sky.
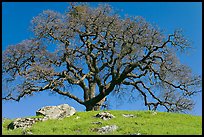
[2,2,202,118]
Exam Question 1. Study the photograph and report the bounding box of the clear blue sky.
[2,2,202,118]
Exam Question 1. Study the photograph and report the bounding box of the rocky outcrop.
[7,117,45,130]
[122,114,135,118]
[129,133,142,135]
[36,104,76,119]
[7,104,76,130]
[92,125,118,134]
[22,130,33,135]
[95,112,115,120]
[152,111,157,115]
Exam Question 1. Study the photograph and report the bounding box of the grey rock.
[152,111,157,115]
[7,117,44,130]
[130,132,142,135]
[95,112,115,120]
[122,114,135,118]
[7,104,76,130]
[95,125,118,134]
[36,104,76,119]
[73,116,80,120]
[22,130,33,135]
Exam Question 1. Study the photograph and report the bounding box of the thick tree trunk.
[85,104,100,111]
[84,82,107,111]
[85,97,106,111]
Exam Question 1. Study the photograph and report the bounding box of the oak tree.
[2,3,201,112]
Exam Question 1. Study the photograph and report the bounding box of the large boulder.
[95,111,115,120]
[7,117,44,130]
[36,104,76,119]
[92,125,118,134]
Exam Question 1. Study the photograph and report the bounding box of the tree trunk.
[85,104,100,111]
[85,97,106,111]
[84,82,107,111]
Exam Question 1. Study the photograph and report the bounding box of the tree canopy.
[2,3,201,112]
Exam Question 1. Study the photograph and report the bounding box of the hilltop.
[2,110,202,135]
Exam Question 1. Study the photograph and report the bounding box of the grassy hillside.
[2,110,202,135]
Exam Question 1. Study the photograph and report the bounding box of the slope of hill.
[2,110,202,135]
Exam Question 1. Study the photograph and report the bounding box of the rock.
[93,125,118,134]
[73,116,80,120]
[130,132,141,135]
[36,104,76,119]
[122,114,135,118]
[41,117,49,121]
[7,104,76,130]
[152,111,157,115]
[95,112,115,120]
[7,117,44,130]
[22,130,33,135]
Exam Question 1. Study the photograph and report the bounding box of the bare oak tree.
[2,3,201,112]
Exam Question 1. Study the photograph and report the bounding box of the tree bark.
[84,82,100,111]
[84,82,107,111]
[85,97,106,111]
[85,104,98,111]
[89,82,96,99]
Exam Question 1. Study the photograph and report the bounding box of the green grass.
[2,110,202,135]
